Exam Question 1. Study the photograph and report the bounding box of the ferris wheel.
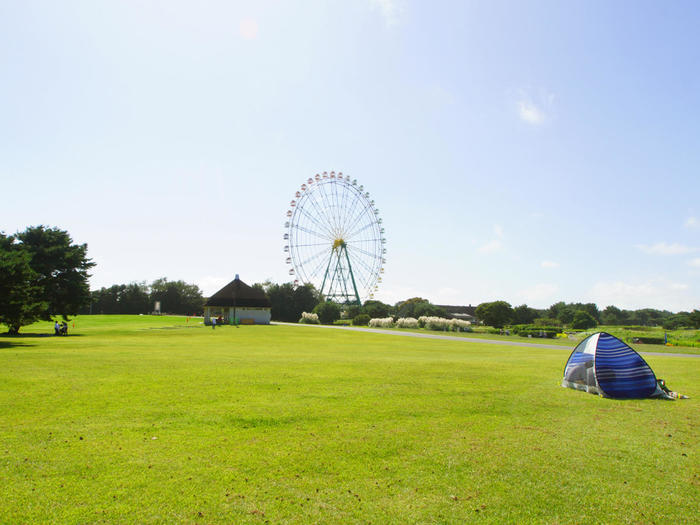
[284,171,386,305]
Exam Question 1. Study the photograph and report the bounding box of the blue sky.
[1,0,698,311]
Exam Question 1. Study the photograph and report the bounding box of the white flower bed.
[299,311,320,324]
[368,317,394,328]
[418,316,472,332]
[396,317,419,328]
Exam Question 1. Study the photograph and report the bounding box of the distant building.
[204,275,271,325]
[437,304,478,323]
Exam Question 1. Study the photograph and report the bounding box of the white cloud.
[635,242,696,255]
[198,275,231,296]
[541,260,559,269]
[518,100,546,125]
[514,283,559,305]
[586,279,695,311]
[515,89,555,126]
[685,216,699,229]
[689,258,700,268]
[493,224,504,238]
[239,18,259,40]
[478,239,503,254]
[370,0,402,26]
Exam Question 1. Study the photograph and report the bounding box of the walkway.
[272,322,700,358]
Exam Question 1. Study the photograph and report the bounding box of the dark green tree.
[362,300,391,319]
[475,301,514,328]
[15,226,94,321]
[601,305,627,325]
[395,298,447,319]
[313,301,341,324]
[150,278,204,314]
[255,281,319,322]
[571,310,598,330]
[512,304,538,325]
[0,233,46,334]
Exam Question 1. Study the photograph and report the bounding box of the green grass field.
[1,316,698,523]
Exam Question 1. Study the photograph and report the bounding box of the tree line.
[474,300,700,330]
[83,278,204,316]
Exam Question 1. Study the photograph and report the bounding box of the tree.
[0,233,46,334]
[571,310,597,330]
[395,298,446,319]
[475,301,514,328]
[255,281,319,322]
[150,278,203,315]
[362,300,391,319]
[86,282,150,314]
[313,301,340,324]
[15,226,94,321]
[512,304,538,325]
[601,305,627,326]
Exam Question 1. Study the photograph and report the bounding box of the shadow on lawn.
[0,333,84,348]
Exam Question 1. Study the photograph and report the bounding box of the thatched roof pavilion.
[204,275,271,325]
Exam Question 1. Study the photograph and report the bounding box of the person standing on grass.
[212,317,216,330]
[54,321,60,336]
[61,322,68,336]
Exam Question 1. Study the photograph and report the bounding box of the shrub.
[299,312,320,324]
[533,318,562,327]
[312,302,341,324]
[512,324,562,338]
[630,336,665,345]
[417,316,471,332]
[368,317,394,328]
[352,314,370,326]
[396,317,419,328]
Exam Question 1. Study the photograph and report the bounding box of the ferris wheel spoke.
[291,241,333,248]
[345,203,375,239]
[305,189,336,237]
[292,222,333,241]
[347,244,381,260]
[346,219,378,240]
[295,205,335,239]
[339,184,360,238]
[319,181,340,236]
[346,251,377,286]
[309,259,328,280]
[346,238,380,244]
[297,247,331,271]
[340,189,363,237]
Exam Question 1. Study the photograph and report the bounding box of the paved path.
[272,322,700,358]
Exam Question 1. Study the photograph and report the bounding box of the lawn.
[1,316,698,524]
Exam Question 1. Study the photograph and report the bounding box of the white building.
[204,275,271,325]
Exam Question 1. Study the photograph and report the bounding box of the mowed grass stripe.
[1,316,698,524]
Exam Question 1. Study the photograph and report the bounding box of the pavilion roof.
[205,277,271,308]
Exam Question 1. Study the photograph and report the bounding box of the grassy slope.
[1,316,698,524]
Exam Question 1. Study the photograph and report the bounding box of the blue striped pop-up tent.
[562,332,671,399]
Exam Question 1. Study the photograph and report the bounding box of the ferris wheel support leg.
[319,247,334,301]
[342,244,362,306]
